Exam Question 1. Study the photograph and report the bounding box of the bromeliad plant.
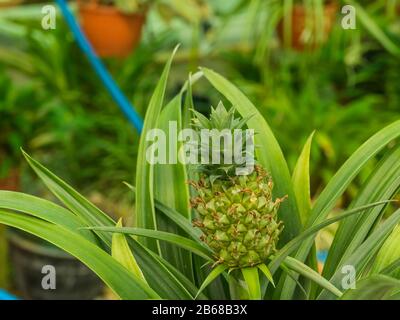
[189,103,285,273]
[1,48,400,300]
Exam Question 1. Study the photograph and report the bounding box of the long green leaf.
[380,258,400,277]
[112,219,147,283]
[283,120,400,298]
[257,263,275,287]
[340,275,400,300]
[242,267,261,300]
[22,150,115,247]
[292,132,314,225]
[279,263,308,299]
[126,237,202,300]
[21,153,201,300]
[265,200,393,298]
[195,264,227,299]
[323,147,400,281]
[154,92,193,280]
[318,208,400,299]
[283,256,342,298]
[155,200,203,242]
[0,210,159,300]
[309,121,400,229]
[387,291,400,300]
[135,46,179,252]
[0,191,97,243]
[371,224,400,278]
[88,226,213,261]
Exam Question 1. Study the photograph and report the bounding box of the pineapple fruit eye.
[191,166,284,268]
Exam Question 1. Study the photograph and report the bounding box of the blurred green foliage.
[218,0,400,199]
[0,15,173,200]
[0,0,399,204]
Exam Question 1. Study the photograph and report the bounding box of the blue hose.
[55,0,144,133]
[0,289,18,300]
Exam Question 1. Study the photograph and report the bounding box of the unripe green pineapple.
[190,102,285,268]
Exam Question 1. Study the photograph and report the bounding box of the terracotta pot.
[0,169,20,191]
[277,1,338,51]
[78,2,146,58]
[0,225,9,289]
[0,168,20,289]
[0,0,22,8]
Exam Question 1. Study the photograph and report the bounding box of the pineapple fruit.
[190,102,285,268]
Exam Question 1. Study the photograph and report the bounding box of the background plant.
[0,9,172,201]
[219,0,400,200]
[0,49,399,299]
[0,1,400,298]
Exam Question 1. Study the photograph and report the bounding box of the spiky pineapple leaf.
[22,150,114,247]
[135,45,179,253]
[87,226,213,261]
[257,264,275,287]
[318,208,400,299]
[279,263,308,298]
[183,73,196,129]
[0,210,159,300]
[154,92,194,281]
[0,191,97,244]
[265,200,394,296]
[292,132,314,225]
[322,146,400,283]
[232,113,255,130]
[126,237,204,299]
[242,267,261,300]
[155,199,204,242]
[195,264,227,299]
[19,152,202,299]
[283,120,400,299]
[340,275,400,300]
[191,109,211,129]
[0,191,197,300]
[112,219,147,283]
[291,131,318,293]
[379,258,400,277]
[282,256,342,298]
[307,120,400,228]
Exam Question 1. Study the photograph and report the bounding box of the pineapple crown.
[192,101,249,132]
[191,102,255,180]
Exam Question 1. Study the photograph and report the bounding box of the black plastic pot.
[7,229,104,300]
